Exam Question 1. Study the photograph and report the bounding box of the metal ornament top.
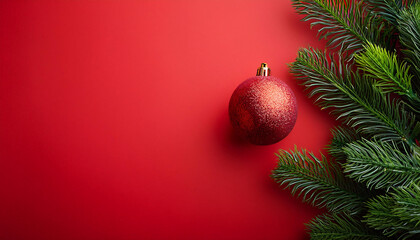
[256,63,271,76]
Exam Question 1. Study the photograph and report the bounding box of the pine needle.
[274,0,420,238]
[365,0,417,26]
[290,48,416,145]
[365,184,420,239]
[272,148,369,215]
[355,42,414,96]
[307,213,385,240]
[399,3,420,91]
[292,0,393,57]
[328,126,363,161]
[343,140,420,190]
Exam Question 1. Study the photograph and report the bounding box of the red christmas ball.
[229,63,297,145]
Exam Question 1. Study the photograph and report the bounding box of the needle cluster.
[272,1,420,239]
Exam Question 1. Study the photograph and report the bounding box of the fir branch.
[365,0,417,26]
[328,126,363,161]
[365,184,420,239]
[343,139,420,190]
[276,0,420,238]
[355,42,420,112]
[307,213,386,240]
[272,148,368,215]
[292,0,392,57]
[398,3,420,90]
[355,42,414,96]
[290,48,416,145]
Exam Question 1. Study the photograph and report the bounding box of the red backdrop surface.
[0,1,335,239]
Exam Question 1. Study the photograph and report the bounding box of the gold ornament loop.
[256,63,271,76]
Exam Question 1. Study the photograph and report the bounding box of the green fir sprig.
[327,127,362,161]
[272,0,420,239]
[354,42,420,112]
[272,148,369,215]
[399,3,420,91]
[365,0,417,26]
[343,140,420,190]
[291,48,416,145]
[365,184,420,239]
[307,213,386,240]
[355,42,414,96]
[291,0,394,57]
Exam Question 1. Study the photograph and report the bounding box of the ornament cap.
[256,63,271,76]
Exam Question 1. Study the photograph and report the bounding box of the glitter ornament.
[229,63,298,145]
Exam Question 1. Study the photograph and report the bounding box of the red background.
[0,1,335,239]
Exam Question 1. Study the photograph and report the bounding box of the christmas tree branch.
[343,139,420,190]
[290,48,416,145]
[399,3,420,90]
[328,126,363,161]
[354,42,420,112]
[277,0,420,238]
[355,42,414,96]
[365,184,420,239]
[272,148,369,215]
[365,0,417,26]
[307,213,386,240]
[292,0,392,57]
